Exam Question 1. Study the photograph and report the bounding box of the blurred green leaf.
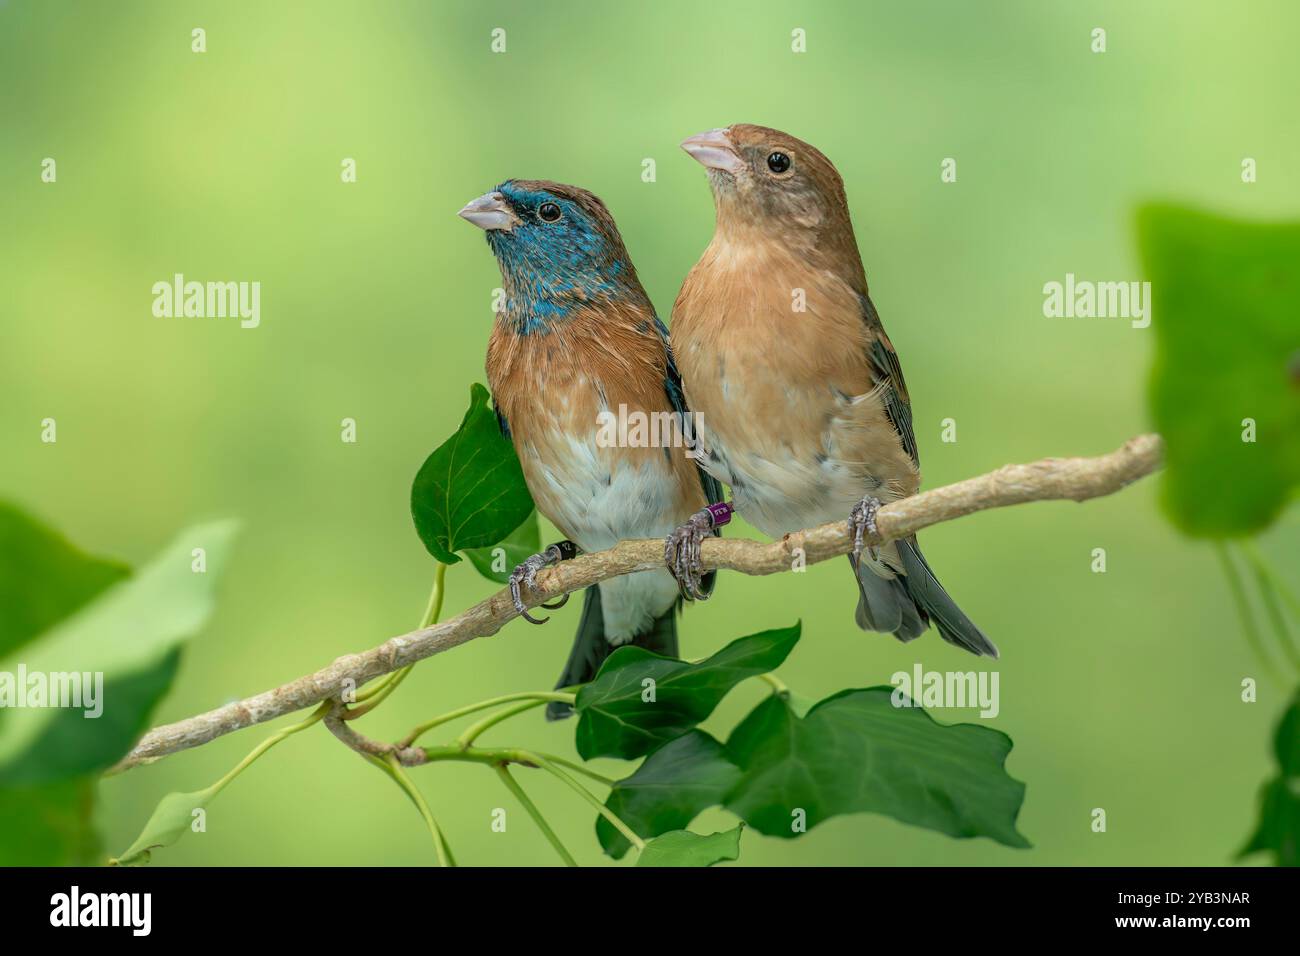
[0,504,232,863]
[574,623,800,760]
[111,785,218,867]
[597,730,741,859]
[1139,204,1300,537]
[463,510,540,584]
[636,825,742,867]
[1239,690,1300,866]
[411,383,535,565]
[723,688,1031,848]
[0,519,239,785]
[12,650,184,785]
[0,778,100,866]
[0,502,129,659]
[0,502,132,864]
[115,703,328,867]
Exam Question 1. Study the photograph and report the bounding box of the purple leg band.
[705,502,733,527]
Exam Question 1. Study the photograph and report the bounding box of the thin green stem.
[1238,540,1300,673]
[111,701,328,862]
[415,745,614,788]
[109,707,329,865]
[420,560,450,628]
[367,753,455,866]
[1248,560,1300,673]
[533,753,617,788]
[420,745,506,766]
[1216,543,1284,686]
[494,764,578,867]
[1239,540,1300,618]
[353,562,449,711]
[519,750,645,851]
[209,701,330,796]
[456,699,549,749]
[758,672,791,696]
[401,691,576,748]
[348,667,411,715]
[410,745,626,854]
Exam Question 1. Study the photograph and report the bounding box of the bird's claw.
[508,542,575,624]
[848,495,883,562]
[665,508,719,601]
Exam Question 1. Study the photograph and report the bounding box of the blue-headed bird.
[459,180,724,717]
[663,125,997,657]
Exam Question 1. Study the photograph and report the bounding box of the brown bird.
[663,124,996,656]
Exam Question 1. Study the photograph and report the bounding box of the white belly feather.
[692,387,894,539]
[523,433,682,644]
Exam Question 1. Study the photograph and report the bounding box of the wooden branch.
[323,706,427,767]
[111,433,1163,773]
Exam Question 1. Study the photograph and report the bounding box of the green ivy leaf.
[111,785,219,866]
[1239,690,1300,866]
[463,510,540,584]
[411,383,535,565]
[636,825,743,867]
[723,688,1031,849]
[0,519,239,785]
[574,623,800,760]
[1139,204,1300,537]
[597,730,742,859]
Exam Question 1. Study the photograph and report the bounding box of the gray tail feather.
[850,538,998,658]
[850,554,926,640]
[546,585,679,720]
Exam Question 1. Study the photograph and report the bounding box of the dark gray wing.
[655,315,724,506]
[859,293,918,467]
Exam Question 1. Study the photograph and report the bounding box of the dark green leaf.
[723,688,1030,849]
[463,510,540,584]
[1239,691,1300,866]
[574,623,800,760]
[1139,204,1300,536]
[411,383,535,565]
[636,825,742,867]
[5,650,183,785]
[597,730,742,859]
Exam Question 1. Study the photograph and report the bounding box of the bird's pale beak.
[458,191,520,232]
[681,128,744,175]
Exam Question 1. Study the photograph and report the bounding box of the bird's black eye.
[538,201,562,222]
[766,151,791,174]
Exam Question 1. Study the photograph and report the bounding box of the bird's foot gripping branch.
[2,384,1164,866]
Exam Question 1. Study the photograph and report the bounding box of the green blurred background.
[3,0,1298,865]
